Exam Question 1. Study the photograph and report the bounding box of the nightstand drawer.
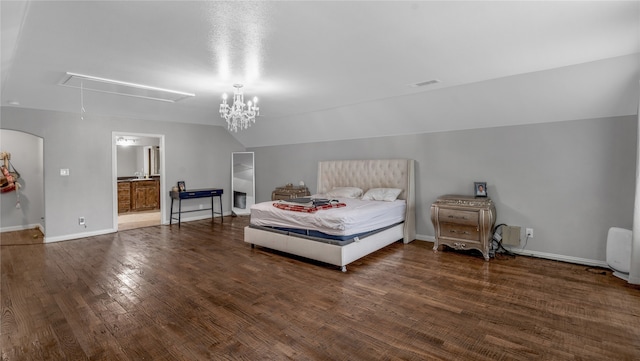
[438,209,478,226]
[440,223,480,242]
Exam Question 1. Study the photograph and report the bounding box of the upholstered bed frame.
[244,159,416,271]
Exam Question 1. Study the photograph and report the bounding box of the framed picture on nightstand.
[177,181,186,192]
[474,182,487,197]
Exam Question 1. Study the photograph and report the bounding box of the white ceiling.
[1,1,639,147]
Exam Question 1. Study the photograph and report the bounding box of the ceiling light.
[116,137,139,146]
[60,72,195,102]
[219,84,259,132]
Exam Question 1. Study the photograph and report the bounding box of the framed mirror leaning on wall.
[231,152,255,216]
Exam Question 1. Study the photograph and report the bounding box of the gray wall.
[2,104,635,265]
[0,129,44,231]
[250,115,637,265]
[1,106,245,241]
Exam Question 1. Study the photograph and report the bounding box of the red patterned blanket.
[272,202,347,213]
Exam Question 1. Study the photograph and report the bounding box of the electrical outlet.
[526,228,533,238]
[79,217,85,225]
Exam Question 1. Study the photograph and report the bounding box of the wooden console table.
[170,188,223,227]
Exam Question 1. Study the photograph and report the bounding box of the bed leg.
[340,266,347,272]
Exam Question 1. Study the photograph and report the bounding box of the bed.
[244,159,416,271]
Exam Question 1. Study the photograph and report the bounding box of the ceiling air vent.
[59,72,195,102]
[409,79,441,88]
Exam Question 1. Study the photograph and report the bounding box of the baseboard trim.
[1,223,44,233]
[31,212,233,241]
[416,234,435,242]
[414,236,608,268]
[627,275,640,285]
[506,248,608,268]
[44,228,116,243]
[5,228,611,269]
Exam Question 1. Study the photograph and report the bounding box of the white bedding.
[249,196,406,236]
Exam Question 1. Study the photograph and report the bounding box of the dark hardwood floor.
[2,216,640,360]
[0,228,44,246]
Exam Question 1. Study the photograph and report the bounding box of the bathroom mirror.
[231,152,255,216]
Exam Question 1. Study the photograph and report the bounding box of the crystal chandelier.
[219,84,259,132]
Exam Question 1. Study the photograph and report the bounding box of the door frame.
[112,131,166,230]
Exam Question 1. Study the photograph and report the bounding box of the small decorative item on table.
[271,184,311,200]
[177,181,186,192]
[474,182,487,197]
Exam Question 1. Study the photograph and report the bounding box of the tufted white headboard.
[317,159,416,243]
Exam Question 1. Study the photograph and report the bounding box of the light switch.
[60,168,69,176]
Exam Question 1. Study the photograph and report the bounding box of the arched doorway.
[0,129,45,244]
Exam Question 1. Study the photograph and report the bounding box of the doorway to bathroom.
[112,132,165,231]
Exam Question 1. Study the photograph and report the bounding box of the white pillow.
[362,188,402,202]
[325,187,364,199]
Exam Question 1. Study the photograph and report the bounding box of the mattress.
[249,196,406,236]
[248,222,402,245]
